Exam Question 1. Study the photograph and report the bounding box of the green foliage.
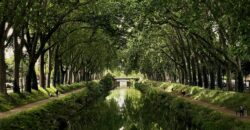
[0,83,84,112]
[134,82,150,93]
[147,81,250,113]
[0,89,48,112]
[1,78,250,129]
[99,73,115,92]
[123,83,250,130]
[0,78,118,130]
[0,89,89,130]
[71,99,123,130]
[56,82,85,94]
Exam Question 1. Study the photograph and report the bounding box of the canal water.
[106,87,141,108]
[106,87,141,130]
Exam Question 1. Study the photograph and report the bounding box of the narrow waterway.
[106,87,141,108]
[106,86,141,130]
[106,87,126,107]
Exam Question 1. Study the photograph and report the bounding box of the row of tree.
[0,0,129,94]
[121,0,250,92]
[0,0,249,94]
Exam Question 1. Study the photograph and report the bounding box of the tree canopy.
[0,0,249,94]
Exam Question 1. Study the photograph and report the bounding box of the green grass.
[125,88,141,99]
[0,89,88,130]
[0,75,115,130]
[0,83,85,112]
[131,83,250,130]
[145,80,250,112]
[56,82,86,93]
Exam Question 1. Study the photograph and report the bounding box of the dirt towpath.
[165,90,250,123]
[0,88,85,119]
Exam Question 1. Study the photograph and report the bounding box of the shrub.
[134,82,149,93]
[127,84,250,130]
[56,82,84,93]
[99,73,115,92]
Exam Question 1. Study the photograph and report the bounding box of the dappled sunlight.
[145,80,250,114]
[211,92,235,103]
[163,84,174,92]
[189,87,202,95]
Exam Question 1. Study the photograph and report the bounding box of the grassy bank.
[144,80,250,113]
[125,82,250,130]
[0,75,115,130]
[0,83,85,112]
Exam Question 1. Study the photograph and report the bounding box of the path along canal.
[73,86,250,130]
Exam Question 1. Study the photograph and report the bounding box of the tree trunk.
[237,71,244,92]
[60,64,66,84]
[25,60,38,92]
[56,65,61,85]
[0,42,7,94]
[187,58,192,85]
[13,34,22,93]
[197,64,203,87]
[40,53,46,88]
[184,66,188,85]
[210,70,215,89]
[53,46,60,86]
[64,70,68,84]
[20,62,25,92]
[78,71,81,82]
[226,68,232,91]
[237,59,244,92]
[80,69,84,81]
[67,69,70,84]
[179,69,184,84]
[203,66,209,88]
[61,71,66,84]
[88,71,92,81]
[191,58,197,86]
[173,68,177,82]
[217,66,223,89]
[46,45,52,88]
[67,68,72,84]
[53,59,60,86]
[73,71,78,83]
[177,69,182,83]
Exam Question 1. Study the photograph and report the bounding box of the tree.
[22,0,94,92]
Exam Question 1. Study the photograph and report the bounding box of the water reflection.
[106,87,127,108]
[106,87,141,130]
[117,88,126,107]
